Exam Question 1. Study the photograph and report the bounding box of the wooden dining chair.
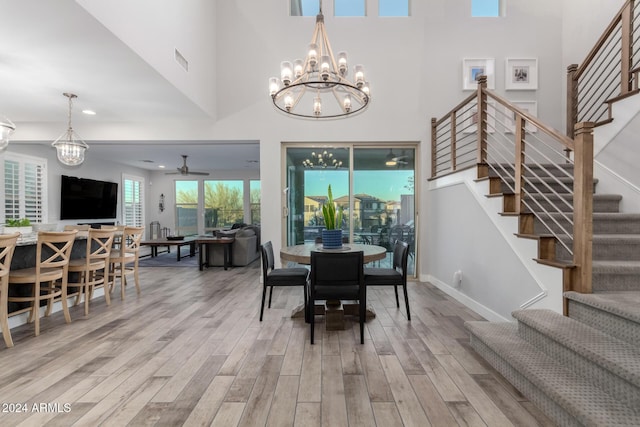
[0,232,20,347]
[260,241,309,321]
[108,226,144,300]
[309,251,365,344]
[66,228,115,316]
[8,231,77,337]
[364,240,411,320]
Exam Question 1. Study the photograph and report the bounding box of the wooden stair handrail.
[567,0,636,137]
[574,0,631,80]
[486,90,575,151]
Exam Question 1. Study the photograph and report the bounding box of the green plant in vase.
[6,218,31,227]
[321,185,344,248]
[4,218,32,236]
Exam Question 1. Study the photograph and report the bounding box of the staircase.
[465,163,640,425]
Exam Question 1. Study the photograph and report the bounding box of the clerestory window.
[472,0,501,17]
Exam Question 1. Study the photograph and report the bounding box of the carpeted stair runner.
[467,162,640,425]
[466,320,640,426]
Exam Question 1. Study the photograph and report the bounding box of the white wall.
[77,0,217,119]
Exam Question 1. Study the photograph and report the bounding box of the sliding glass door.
[285,146,350,245]
[284,144,417,275]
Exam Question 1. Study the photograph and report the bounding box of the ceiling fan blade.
[187,171,209,176]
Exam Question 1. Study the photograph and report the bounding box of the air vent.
[174,48,189,72]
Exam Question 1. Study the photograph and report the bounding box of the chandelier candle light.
[52,93,88,166]
[269,2,370,119]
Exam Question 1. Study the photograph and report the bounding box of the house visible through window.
[3,153,47,224]
[122,174,144,227]
[472,0,501,17]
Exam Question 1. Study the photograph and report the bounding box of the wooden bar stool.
[8,231,77,337]
[0,232,20,348]
[108,226,144,300]
[66,228,115,316]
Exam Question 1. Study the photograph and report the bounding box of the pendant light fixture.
[269,0,370,119]
[52,93,88,166]
[0,116,15,150]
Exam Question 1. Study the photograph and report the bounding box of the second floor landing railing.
[567,0,640,138]
[431,76,594,294]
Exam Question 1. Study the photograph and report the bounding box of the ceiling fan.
[385,149,410,167]
[392,150,410,165]
[165,154,209,176]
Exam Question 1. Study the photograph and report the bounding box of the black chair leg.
[394,285,400,308]
[403,284,411,321]
[259,284,267,321]
[310,295,315,344]
[359,299,365,344]
[303,284,309,323]
[268,285,274,308]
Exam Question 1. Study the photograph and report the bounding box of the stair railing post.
[572,122,594,294]
[566,64,578,141]
[431,118,437,178]
[476,75,488,165]
[621,0,634,94]
[450,112,457,172]
[514,115,526,214]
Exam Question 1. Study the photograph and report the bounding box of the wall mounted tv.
[60,175,118,220]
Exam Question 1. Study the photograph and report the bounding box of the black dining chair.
[309,251,365,344]
[260,241,309,321]
[364,240,411,320]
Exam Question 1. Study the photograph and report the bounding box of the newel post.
[566,64,579,140]
[621,0,634,94]
[572,122,594,294]
[476,75,488,165]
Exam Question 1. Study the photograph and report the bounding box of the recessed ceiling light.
[158,165,165,169]
[82,109,96,115]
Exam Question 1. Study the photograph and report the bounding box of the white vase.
[3,226,33,235]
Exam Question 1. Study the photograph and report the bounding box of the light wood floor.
[0,262,554,426]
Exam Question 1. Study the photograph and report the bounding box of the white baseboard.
[424,275,512,323]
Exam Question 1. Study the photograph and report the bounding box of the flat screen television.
[60,175,118,220]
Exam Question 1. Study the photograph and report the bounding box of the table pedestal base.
[325,300,344,331]
[290,301,376,327]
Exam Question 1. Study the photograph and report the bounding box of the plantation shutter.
[3,153,47,223]
[122,175,144,227]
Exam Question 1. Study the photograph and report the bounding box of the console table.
[196,237,235,270]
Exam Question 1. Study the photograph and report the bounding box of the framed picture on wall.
[505,101,538,133]
[462,58,495,90]
[505,58,538,90]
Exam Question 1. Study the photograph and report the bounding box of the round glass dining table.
[280,243,387,265]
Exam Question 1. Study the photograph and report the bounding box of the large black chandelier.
[269,2,370,119]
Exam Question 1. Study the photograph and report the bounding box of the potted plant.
[321,185,344,249]
[4,218,33,235]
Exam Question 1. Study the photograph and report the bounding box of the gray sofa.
[207,225,260,267]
